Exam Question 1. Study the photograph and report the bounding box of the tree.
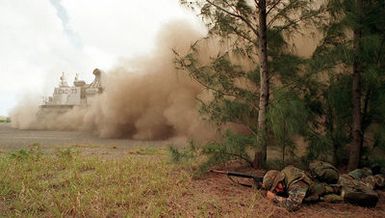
[349,0,363,171]
[255,0,269,169]
[268,90,308,167]
[177,0,322,168]
[311,0,385,169]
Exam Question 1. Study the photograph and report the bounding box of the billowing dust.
[10,19,320,141]
[11,21,217,141]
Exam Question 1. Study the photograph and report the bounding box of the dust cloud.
[10,19,321,141]
[11,21,217,141]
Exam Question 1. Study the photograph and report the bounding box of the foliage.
[0,116,10,123]
[169,140,199,163]
[56,147,78,160]
[307,0,385,165]
[169,131,256,176]
[177,51,260,130]
[199,131,256,170]
[305,75,352,164]
[176,0,324,168]
[267,89,308,166]
[9,143,42,161]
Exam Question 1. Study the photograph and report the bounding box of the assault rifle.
[210,169,264,189]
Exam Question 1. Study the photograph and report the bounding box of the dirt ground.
[1,123,384,217]
[0,123,186,155]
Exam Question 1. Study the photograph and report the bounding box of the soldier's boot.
[342,189,379,207]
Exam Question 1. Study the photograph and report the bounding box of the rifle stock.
[210,169,264,189]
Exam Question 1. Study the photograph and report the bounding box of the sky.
[0,0,202,116]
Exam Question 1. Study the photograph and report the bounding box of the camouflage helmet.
[262,170,285,191]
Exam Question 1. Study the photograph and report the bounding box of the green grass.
[0,117,10,123]
[2,145,383,217]
[0,147,193,217]
[0,146,268,217]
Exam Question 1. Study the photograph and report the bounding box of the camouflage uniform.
[263,166,335,211]
[348,168,372,179]
[272,180,308,211]
[263,164,385,210]
[309,160,339,184]
[262,166,342,211]
[347,168,385,190]
[338,172,379,207]
[339,174,370,190]
[362,174,385,190]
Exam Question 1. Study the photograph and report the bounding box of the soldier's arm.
[272,182,308,212]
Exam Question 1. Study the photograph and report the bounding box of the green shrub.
[9,143,42,161]
[169,131,256,176]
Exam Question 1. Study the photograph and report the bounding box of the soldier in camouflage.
[337,167,384,207]
[263,163,385,211]
[347,167,385,190]
[363,174,385,190]
[262,165,339,211]
[263,166,311,211]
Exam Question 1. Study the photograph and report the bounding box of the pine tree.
[177,0,322,168]
[311,0,385,169]
[348,0,363,171]
[255,0,269,169]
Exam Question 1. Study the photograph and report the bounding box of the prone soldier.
[262,165,341,211]
[347,167,385,190]
[338,166,385,207]
[263,162,385,211]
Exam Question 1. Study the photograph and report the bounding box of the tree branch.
[229,26,257,46]
[271,10,319,32]
[206,0,259,37]
[268,0,300,27]
[254,0,261,9]
[222,151,253,165]
[174,50,240,99]
[267,0,283,15]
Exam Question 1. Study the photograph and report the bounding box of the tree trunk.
[253,0,269,169]
[348,0,362,171]
[326,105,339,165]
[360,89,371,149]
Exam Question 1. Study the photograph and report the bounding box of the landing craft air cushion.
[39,68,104,114]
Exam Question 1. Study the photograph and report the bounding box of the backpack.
[282,165,313,188]
[309,160,339,184]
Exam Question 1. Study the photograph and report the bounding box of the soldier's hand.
[266,191,276,200]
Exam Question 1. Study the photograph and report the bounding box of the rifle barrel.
[227,171,256,179]
[210,170,260,180]
[210,169,264,189]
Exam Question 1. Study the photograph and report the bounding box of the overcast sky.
[0,0,202,116]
